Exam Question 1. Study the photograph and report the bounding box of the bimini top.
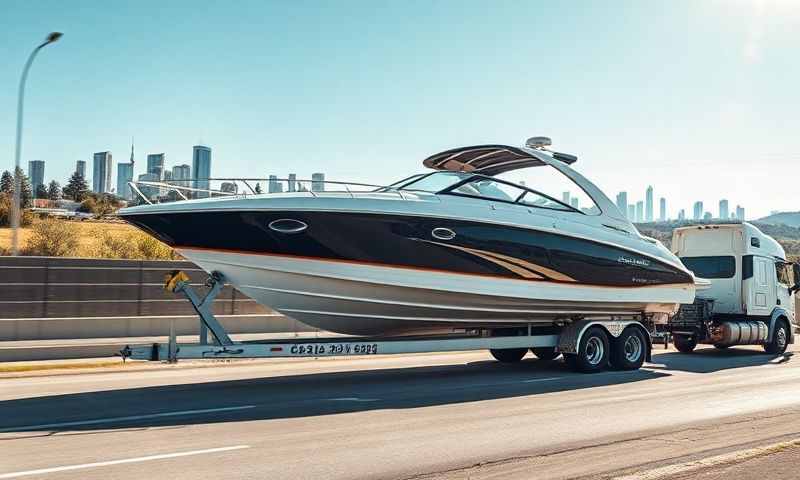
[423,144,577,176]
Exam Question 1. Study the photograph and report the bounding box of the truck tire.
[531,347,560,361]
[610,327,647,370]
[673,334,697,353]
[764,320,789,355]
[564,326,610,373]
[490,348,527,363]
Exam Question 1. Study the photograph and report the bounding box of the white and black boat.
[120,138,699,335]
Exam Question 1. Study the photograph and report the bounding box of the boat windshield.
[396,172,471,192]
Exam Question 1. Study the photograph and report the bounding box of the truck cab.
[669,222,799,354]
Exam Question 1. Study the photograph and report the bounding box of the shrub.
[93,230,176,260]
[0,193,34,227]
[23,218,80,257]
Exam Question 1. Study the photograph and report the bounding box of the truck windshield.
[680,256,736,279]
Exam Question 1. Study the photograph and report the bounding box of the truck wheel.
[610,327,647,370]
[531,347,560,361]
[673,334,697,353]
[564,326,610,373]
[713,344,729,350]
[764,320,789,355]
[490,348,527,363]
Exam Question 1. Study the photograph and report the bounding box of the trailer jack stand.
[164,270,234,347]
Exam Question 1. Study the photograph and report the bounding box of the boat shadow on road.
[0,357,671,435]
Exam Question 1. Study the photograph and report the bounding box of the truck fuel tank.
[709,320,768,347]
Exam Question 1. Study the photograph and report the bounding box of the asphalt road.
[1,345,800,479]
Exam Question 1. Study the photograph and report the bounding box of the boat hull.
[178,248,695,335]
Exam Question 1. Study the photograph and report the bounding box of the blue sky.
[1,0,798,218]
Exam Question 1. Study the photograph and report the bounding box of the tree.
[63,171,89,201]
[35,184,47,199]
[0,171,12,194]
[14,166,33,209]
[254,182,262,194]
[47,181,61,201]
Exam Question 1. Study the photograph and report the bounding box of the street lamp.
[11,32,63,256]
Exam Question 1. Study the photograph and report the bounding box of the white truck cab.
[669,222,799,354]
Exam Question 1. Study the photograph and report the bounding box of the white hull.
[180,248,696,336]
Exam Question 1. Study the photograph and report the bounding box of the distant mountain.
[757,211,800,228]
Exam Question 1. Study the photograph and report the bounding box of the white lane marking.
[326,397,381,402]
[522,376,564,383]
[613,437,800,480]
[0,405,256,433]
[0,445,250,479]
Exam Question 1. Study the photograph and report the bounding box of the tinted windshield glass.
[398,172,470,192]
[680,256,736,278]
[450,177,574,211]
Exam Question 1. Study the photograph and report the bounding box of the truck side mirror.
[792,262,800,294]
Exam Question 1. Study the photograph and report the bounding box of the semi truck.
[667,222,799,354]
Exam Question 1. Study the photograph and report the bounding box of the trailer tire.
[673,334,697,353]
[490,348,527,363]
[610,327,647,370]
[564,326,610,373]
[713,344,729,350]
[531,347,560,361]
[764,320,789,355]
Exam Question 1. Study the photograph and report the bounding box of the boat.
[119,137,699,336]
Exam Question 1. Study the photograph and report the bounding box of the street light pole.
[11,32,63,256]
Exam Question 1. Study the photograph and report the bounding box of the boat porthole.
[268,219,308,234]
[432,227,456,241]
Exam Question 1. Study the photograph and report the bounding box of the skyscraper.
[678,209,685,221]
[172,164,191,187]
[92,152,113,193]
[116,162,134,200]
[146,153,165,180]
[192,145,212,197]
[719,199,729,220]
[268,175,281,193]
[570,197,579,209]
[736,205,745,221]
[659,197,666,222]
[693,201,703,220]
[703,212,712,221]
[616,192,628,218]
[635,201,644,223]
[28,160,45,192]
[288,173,297,192]
[312,173,325,192]
[137,173,160,201]
[75,160,86,178]
[627,205,636,220]
[562,191,570,205]
[645,186,653,222]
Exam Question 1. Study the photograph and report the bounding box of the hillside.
[757,211,800,228]
[635,221,800,261]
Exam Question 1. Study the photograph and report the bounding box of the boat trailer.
[120,271,653,372]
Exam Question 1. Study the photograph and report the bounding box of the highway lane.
[1,346,799,479]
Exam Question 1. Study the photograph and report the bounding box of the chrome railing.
[127,177,409,205]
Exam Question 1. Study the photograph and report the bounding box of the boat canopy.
[423,144,577,176]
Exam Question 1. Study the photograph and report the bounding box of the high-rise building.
[659,197,666,222]
[146,153,165,180]
[312,173,325,192]
[92,151,113,193]
[288,173,297,192]
[562,191,570,205]
[570,197,579,209]
[736,205,745,221]
[703,212,712,221]
[75,160,86,178]
[28,160,45,192]
[645,186,654,222]
[172,164,191,187]
[116,162,134,200]
[678,209,685,221]
[635,201,644,223]
[192,146,212,198]
[616,192,628,218]
[137,172,160,201]
[268,175,283,193]
[627,205,636,220]
[719,199,729,220]
[693,201,703,220]
[163,170,172,181]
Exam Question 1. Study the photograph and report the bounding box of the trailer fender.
[558,320,652,362]
[767,308,794,344]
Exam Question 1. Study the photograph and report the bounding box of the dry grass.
[0,221,172,259]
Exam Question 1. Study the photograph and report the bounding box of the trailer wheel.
[764,320,789,355]
[531,347,560,361]
[490,348,527,363]
[610,327,647,370]
[713,344,729,350]
[564,326,610,373]
[673,334,697,353]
